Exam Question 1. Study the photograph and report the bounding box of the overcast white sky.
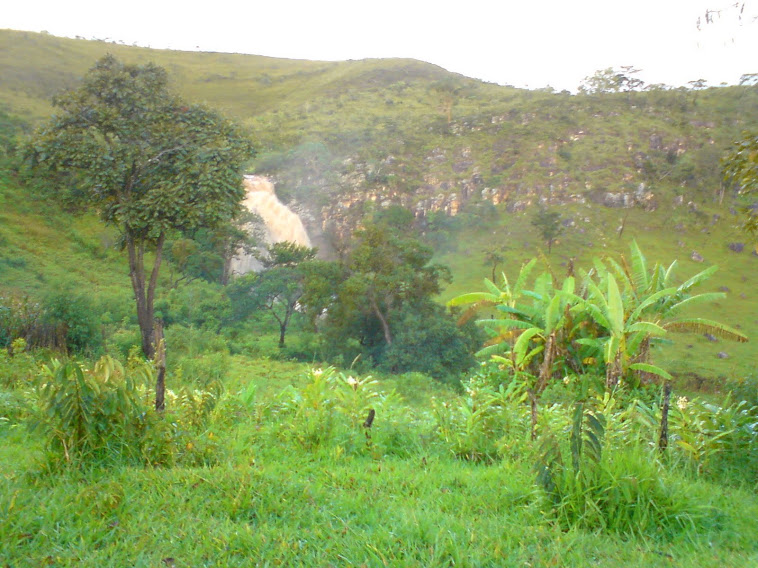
[4,1,757,91]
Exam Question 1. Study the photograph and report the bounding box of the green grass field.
[2,357,757,567]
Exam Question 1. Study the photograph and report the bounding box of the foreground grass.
[2,433,757,567]
[2,355,757,568]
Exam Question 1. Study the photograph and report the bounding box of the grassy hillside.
[1,29,757,383]
[1,34,757,565]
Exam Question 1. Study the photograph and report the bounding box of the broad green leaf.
[447,292,496,307]
[678,265,718,292]
[665,292,726,317]
[629,363,672,381]
[513,327,543,365]
[606,274,624,336]
[626,321,668,337]
[627,286,677,322]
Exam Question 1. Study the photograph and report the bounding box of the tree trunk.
[126,230,166,359]
[605,350,622,391]
[221,253,232,286]
[536,333,555,393]
[371,298,392,345]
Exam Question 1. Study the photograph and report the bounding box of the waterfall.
[229,175,312,275]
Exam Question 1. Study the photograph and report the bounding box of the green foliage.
[723,132,758,236]
[453,242,747,394]
[433,374,528,462]
[535,402,709,536]
[27,55,254,235]
[323,215,473,378]
[226,244,330,348]
[42,283,103,355]
[671,395,758,483]
[25,54,255,358]
[531,207,563,253]
[0,338,37,388]
[277,366,387,454]
[0,293,44,349]
[30,356,148,465]
[380,303,481,381]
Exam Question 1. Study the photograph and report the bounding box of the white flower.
[676,396,689,411]
[312,368,323,377]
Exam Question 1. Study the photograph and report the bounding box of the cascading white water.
[229,175,312,275]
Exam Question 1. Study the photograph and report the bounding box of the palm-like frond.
[663,318,748,343]
[678,265,718,293]
[629,363,673,381]
[629,240,650,293]
[664,292,726,318]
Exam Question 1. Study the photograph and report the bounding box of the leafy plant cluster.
[451,241,746,403]
[0,286,102,356]
[17,352,226,469]
[2,331,756,550]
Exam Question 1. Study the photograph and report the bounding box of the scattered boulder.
[740,293,748,299]
[704,333,718,342]
[691,251,704,262]
[718,286,730,293]
[717,351,729,359]
[728,242,745,253]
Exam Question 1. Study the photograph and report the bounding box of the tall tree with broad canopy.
[26,55,254,406]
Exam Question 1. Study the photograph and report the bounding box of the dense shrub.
[380,303,481,382]
[29,354,225,468]
[42,285,103,355]
[30,356,147,464]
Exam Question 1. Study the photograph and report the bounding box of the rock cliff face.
[253,88,752,244]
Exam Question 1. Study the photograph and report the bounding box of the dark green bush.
[42,284,103,355]
[380,303,481,382]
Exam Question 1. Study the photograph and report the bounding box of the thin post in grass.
[658,381,671,452]
[154,319,166,412]
[528,389,538,441]
[363,408,375,450]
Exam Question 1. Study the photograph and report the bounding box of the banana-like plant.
[571,270,673,389]
[452,242,748,395]
[581,242,747,387]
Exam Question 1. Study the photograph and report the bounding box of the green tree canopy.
[26,55,255,363]
[531,207,564,253]
[26,55,254,409]
[226,243,335,348]
[723,132,758,237]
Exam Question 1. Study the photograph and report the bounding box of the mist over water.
[230,175,312,275]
